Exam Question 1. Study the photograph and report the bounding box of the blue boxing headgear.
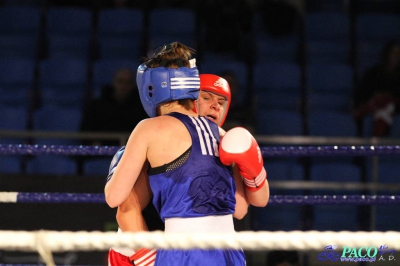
[136,58,200,118]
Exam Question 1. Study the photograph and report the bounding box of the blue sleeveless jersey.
[149,112,236,221]
[149,113,245,266]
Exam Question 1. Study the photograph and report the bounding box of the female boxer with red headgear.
[105,42,269,266]
[194,74,231,127]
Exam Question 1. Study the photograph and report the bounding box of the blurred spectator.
[267,250,300,266]
[80,67,148,146]
[353,40,400,137]
[219,70,256,133]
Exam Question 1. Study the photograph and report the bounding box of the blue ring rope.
[2,192,399,205]
[2,144,400,157]
[1,145,399,206]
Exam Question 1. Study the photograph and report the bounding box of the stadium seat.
[305,12,350,64]
[253,62,301,93]
[363,157,400,231]
[252,147,305,231]
[250,204,302,231]
[265,160,305,195]
[0,105,28,130]
[389,114,400,138]
[0,105,29,173]
[98,37,142,61]
[31,106,82,146]
[253,62,302,111]
[310,162,362,185]
[46,7,93,38]
[0,7,40,38]
[310,162,362,231]
[256,110,303,136]
[254,35,299,64]
[26,156,77,175]
[83,158,113,176]
[0,7,40,59]
[148,8,197,51]
[0,105,28,144]
[307,63,353,93]
[47,35,91,59]
[307,40,349,64]
[305,12,350,42]
[308,112,357,137]
[0,35,39,59]
[252,11,300,63]
[1,0,44,7]
[306,63,354,113]
[199,59,248,90]
[97,8,144,60]
[305,0,349,12]
[0,155,23,174]
[0,58,35,107]
[356,13,400,43]
[307,94,351,114]
[39,58,88,108]
[45,7,93,59]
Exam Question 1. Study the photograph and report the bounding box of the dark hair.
[143,42,196,69]
[147,42,197,113]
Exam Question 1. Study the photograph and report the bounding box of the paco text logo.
[317,244,396,263]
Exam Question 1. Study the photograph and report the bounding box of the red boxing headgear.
[195,74,231,126]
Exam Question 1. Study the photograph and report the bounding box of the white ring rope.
[1,230,399,252]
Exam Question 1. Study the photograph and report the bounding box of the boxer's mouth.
[206,115,217,123]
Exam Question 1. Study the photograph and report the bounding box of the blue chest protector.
[148,112,236,221]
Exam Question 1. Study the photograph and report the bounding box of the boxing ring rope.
[1,144,400,266]
[0,230,400,266]
[1,230,400,252]
[1,192,400,205]
[2,144,400,156]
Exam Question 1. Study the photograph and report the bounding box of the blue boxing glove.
[106,146,125,183]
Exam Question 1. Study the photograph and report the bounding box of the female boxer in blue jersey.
[107,74,253,266]
[107,74,242,266]
[105,42,269,266]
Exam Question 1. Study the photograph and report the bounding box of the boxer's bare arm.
[232,164,249,220]
[117,162,152,232]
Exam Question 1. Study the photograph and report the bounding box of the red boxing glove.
[129,248,157,266]
[219,127,267,191]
